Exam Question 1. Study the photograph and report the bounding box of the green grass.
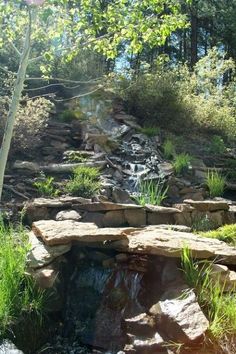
[206,170,226,198]
[173,153,191,175]
[135,179,168,206]
[200,224,236,246]
[0,220,46,338]
[181,247,236,339]
[139,125,160,137]
[34,173,59,197]
[65,166,101,198]
[163,138,175,160]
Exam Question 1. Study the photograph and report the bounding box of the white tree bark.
[0,9,36,201]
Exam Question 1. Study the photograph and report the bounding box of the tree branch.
[53,87,102,102]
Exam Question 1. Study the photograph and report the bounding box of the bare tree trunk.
[0,9,35,201]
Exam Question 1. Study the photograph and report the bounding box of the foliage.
[208,135,226,155]
[65,166,101,198]
[33,173,59,197]
[58,109,83,123]
[173,153,191,175]
[192,214,216,232]
[206,170,226,198]
[0,220,46,337]
[115,49,236,139]
[138,126,160,137]
[200,224,236,246]
[163,138,175,160]
[0,95,53,153]
[181,247,236,339]
[135,179,168,206]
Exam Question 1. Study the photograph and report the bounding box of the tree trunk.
[0,9,35,201]
[190,2,198,67]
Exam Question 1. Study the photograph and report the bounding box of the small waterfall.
[63,264,145,353]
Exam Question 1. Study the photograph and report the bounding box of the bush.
[0,221,46,337]
[163,138,175,160]
[206,170,226,197]
[200,224,236,245]
[209,135,226,154]
[65,166,101,198]
[0,95,53,153]
[135,179,168,206]
[114,49,236,140]
[33,173,59,197]
[173,153,191,175]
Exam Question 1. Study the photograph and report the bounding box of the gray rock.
[124,209,146,227]
[56,210,82,221]
[156,287,209,343]
[0,340,24,354]
[27,231,71,268]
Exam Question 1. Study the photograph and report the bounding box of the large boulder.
[32,220,134,245]
[150,287,209,343]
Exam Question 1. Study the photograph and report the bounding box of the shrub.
[139,126,160,137]
[200,224,236,245]
[33,173,59,197]
[135,179,168,206]
[206,170,226,197]
[192,214,216,232]
[173,153,191,175]
[65,166,101,198]
[115,49,236,139]
[0,95,53,153]
[209,135,226,155]
[181,247,236,339]
[0,221,46,337]
[163,138,175,160]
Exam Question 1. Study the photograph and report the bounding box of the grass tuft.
[163,138,175,160]
[173,153,191,175]
[135,179,168,206]
[0,220,46,338]
[181,247,236,339]
[206,170,226,198]
[139,125,160,137]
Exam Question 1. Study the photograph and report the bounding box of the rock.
[158,162,174,177]
[161,259,185,287]
[124,209,146,227]
[145,205,180,213]
[0,340,24,354]
[173,203,195,212]
[30,264,59,288]
[102,258,116,268]
[184,199,229,212]
[116,253,129,262]
[109,226,236,264]
[27,231,71,268]
[210,264,236,292]
[112,187,135,204]
[77,201,142,212]
[153,224,191,232]
[132,332,165,352]
[147,211,175,225]
[82,212,105,227]
[125,313,156,336]
[103,210,125,227]
[32,220,134,246]
[174,211,192,227]
[56,210,82,221]
[156,287,209,343]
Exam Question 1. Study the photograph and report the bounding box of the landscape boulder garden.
[24,198,236,229]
